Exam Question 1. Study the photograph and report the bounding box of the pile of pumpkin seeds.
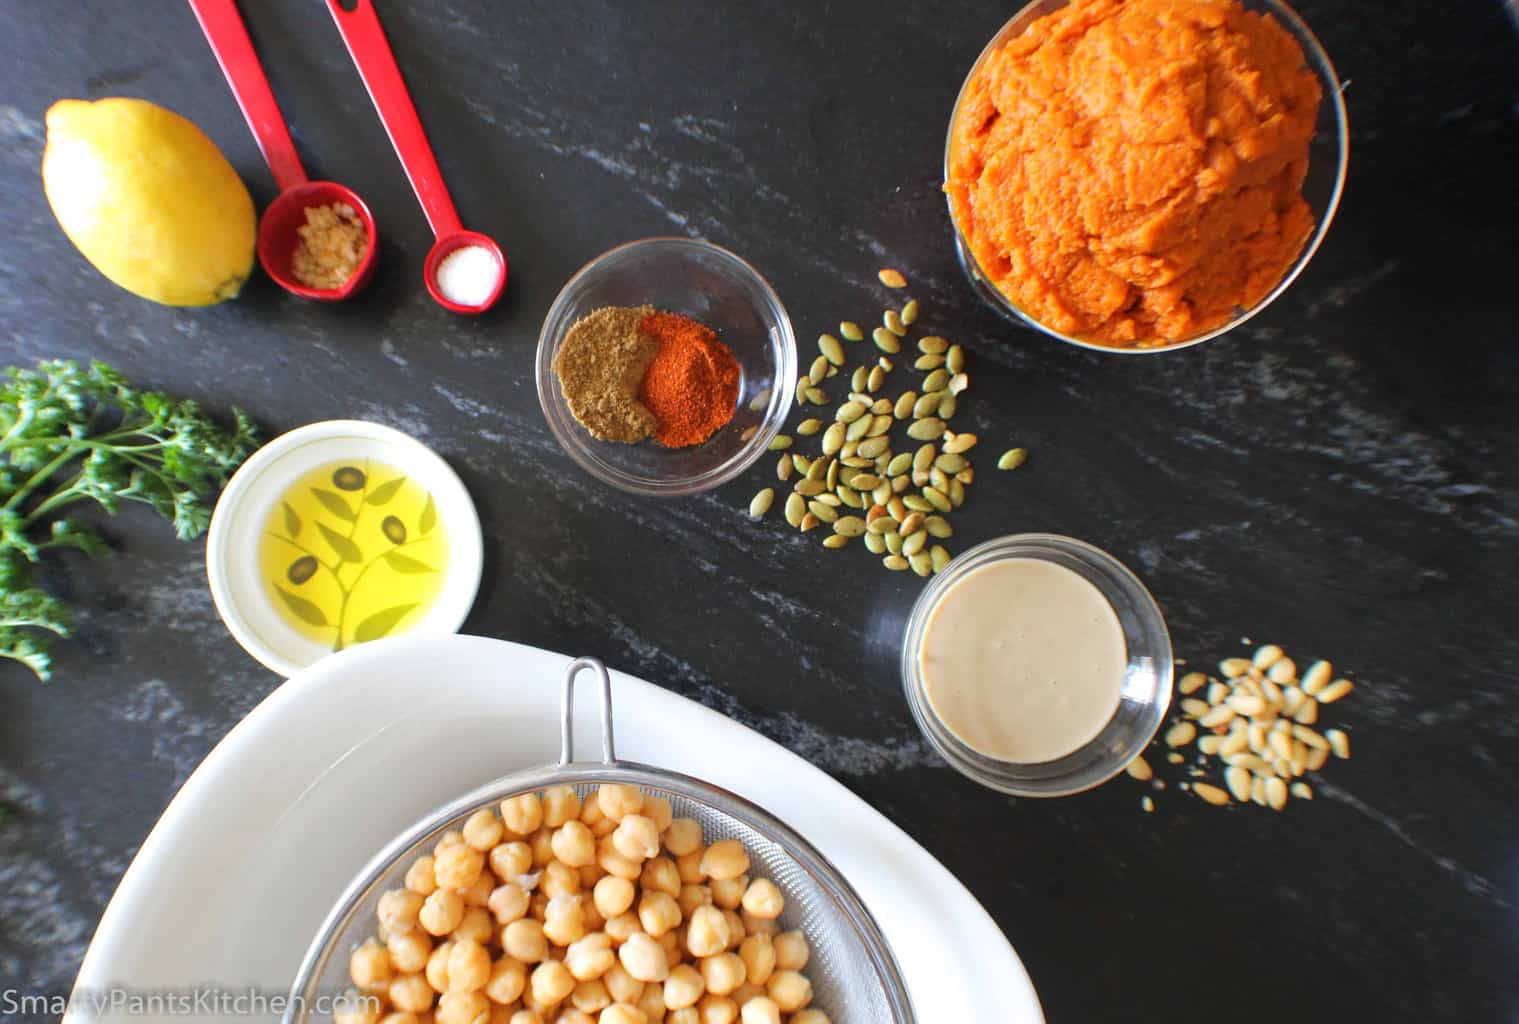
[745,269,1026,576]
[1127,642,1355,812]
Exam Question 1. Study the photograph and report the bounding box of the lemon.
[42,98,256,306]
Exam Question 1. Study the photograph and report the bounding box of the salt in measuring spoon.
[189,0,378,301]
[326,0,507,314]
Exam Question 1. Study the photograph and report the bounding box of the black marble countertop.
[1,1,1516,1020]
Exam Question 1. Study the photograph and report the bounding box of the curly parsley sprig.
[0,360,258,680]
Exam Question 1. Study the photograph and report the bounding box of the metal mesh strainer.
[285,657,915,1023]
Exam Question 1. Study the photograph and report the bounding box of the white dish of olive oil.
[207,420,482,676]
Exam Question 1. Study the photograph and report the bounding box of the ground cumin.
[638,311,740,448]
[552,305,658,442]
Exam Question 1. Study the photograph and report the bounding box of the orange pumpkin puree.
[946,0,1322,348]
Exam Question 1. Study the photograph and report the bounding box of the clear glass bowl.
[943,0,1349,354]
[901,534,1173,797]
[536,237,797,496]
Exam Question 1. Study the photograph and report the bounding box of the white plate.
[67,635,1044,1024]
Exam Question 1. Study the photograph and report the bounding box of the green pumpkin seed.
[813,492,841,507]
[908,418,946,441]
[901,299,919,326]
[846,416,872,442]
[937,395,957,420]
[898,512,924,537]
[777,456,793,482]
[887,496,908,521]
[894,392,918,419]
[849,473,883,491]
[909,552,933,576]
[800,513,821,532]
[883,554,909,571]
[924,515,953,538]
[872,327,901,354]
[883,309,906,337]
[866,516,897,535]
[833,515,867,537]
[796,418,822,436]
[949,479,966,507]
[943,433,977,454]
[867,365,887,392]
[792,454,810,473]
[864,532,887,554]
[922,368,949,393]
[805,387,829,405]
[870,397,893,415]
[809,355,829,385]
[923,487,952,513]
[819,333,845,366]
[807,500,838,524]
[878,356,895,371]
[997,447,1028,470]
[886,452,913,476]
[912,392,942,419]
[841,456,873,468]
[749,488,775,518]
[827,459,840,489]
[946,344,965,373]
[884,532,905,555]
[840,320,864,341]
[835,401,867,423]
[914,444,937,471]
[930,467,951,492]
[948,372,969,395]
[918,335,948,354]
[784,493,806,527]
[822,534,849,549]
[740,425,759,442]
[837,486,862,508]
[935,453,968,473]
[851,366,868,392]
[794,479,826,497]
[871,482,892,505]
[892,475,910,494]
[797,376,810,404]
[913,353,945,371]
[821,423,845,455]
[867,414,892,437]
[878,268,907,288]
[857,436,891,459]
[956,468,974,485]
[902,531,927,557]
[931,545,951,572]
[806,457,831,482]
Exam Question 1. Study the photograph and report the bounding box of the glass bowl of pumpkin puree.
[944,0,1348,353]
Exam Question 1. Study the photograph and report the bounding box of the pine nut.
[1251,777,1268,806]
[1265,777,1288,810]
[1198,735,1224,755]
[1267,658,1297,684]
[1325,729,1350,759]
[1225,753,1273,776]
[1253,644,1283,669]
[1178,672,1207,695]
[1181,698,1211,719]
[1208,681,1230,705]
[1318,679,1354,703]
[1220,732,1249,758]
[1199,706,1235,729]
[1227,694,1266,717]
[1290,782,1313,800]
[1125,756,1153,782]
[1220,658,1251,678]
[1292,724,1329,750]
[1306,745,1330,771]
[1292,697,1319,724]
[1165,722,1197,748]
[1226,766,1252,802]
[1193,783,1230,807]
[1301,660,1333,695]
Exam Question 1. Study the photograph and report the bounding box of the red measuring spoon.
[189,0,377,301]
[326,0,507,314]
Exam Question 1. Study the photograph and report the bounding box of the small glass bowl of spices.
[536,237,796,496]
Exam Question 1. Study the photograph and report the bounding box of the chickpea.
[662,965,705,1011]
[490,883,531,925]
[501,794,544,836]
[543,895,587,946]
[460,872,496,909]
[436,844,487,891]
[438,990,491,1024]
[658,929,682,966]
[599,1006,646,1024]
[485,957,527,1004]
[685,906,730,959]
[565,931,618,981]
[680,881,713,911]
[736,997,779,1024]
[709,877,745,912]
[455,907,496,945]
[530,891,551,920]
[737,912,776,939]
[531,829,557,868]
[552,821,598,868]
[490,1010,517,1024]
[699,842,749,883]
[674,851,706,885]
[729,984,763,1007]
[390,973,436,1014]
[351,939,392,990]
[635,983,667,1022]
[770,932,808,972]
[663,820,702,859]
[531,961,577,1005]
[696,994,737,1024]
[699,954,746,997]
[611,816,661,863]
[556,1010,595,1024]
[668,1011,699,1024]
[580,863,608,890]
[789,1011,830,1024]
[637,892,682,938]
[582,905,606,937]
[491,842,535,881]
[638,857,680,899]
[591,875,636,918]
[735,936,773,988]
[390,929,433,975]
[597,835,643,881]
[428,939,457,991]
[503,919,549,964]
[721,911,746,950]
[617,931,670,983]
[603,963,644,1005]
[333,992,381,1024]
[737,880,781,920]
[407,855,439,896]
[436,830,466,854]
[642,797,673,834]
[597,784,644,822]
[571,977,612,1014]
[509,1012,545,1024]
[443,939,490,993]
[377,1014,420,1024]
[464,810,505,852]
[542,786,582,828]
[765,971,810,1013]
[543,861,583,899]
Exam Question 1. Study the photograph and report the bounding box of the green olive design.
[332,466,367,491]
[286,555,319,585]
[381,515,407,545]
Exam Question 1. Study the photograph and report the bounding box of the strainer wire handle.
[559,656,616,766]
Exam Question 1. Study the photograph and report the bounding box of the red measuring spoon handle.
[188,0,308,193]
[326,0,463,239]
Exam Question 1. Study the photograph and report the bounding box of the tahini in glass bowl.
[901,534,1173,797]
[943,0,1349,354]
[535,237,796,496]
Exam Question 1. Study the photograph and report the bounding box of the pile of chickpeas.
[335,783,831,1024]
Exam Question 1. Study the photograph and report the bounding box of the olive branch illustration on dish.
[266,463,438,650]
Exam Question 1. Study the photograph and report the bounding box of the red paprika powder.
[637,311,741,448]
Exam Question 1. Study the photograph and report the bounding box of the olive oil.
[259,461,448,651]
